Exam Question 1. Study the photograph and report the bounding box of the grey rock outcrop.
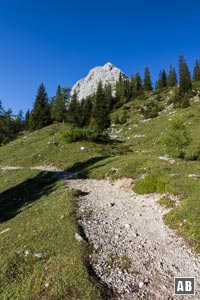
[70,62,125,101]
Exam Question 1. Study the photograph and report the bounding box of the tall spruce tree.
[167,64,177,87]
[79,96,94,127]
[178,55,192,95]
[130,73,143,99]
[104,83,114,111]
[94,81,110,132]
[156,69,167,89]
[24,109,30,130]
[67,91,81,126]
[193,60,200,81]
[51,85,69,122]
[143,67,153,91]
[135,72,143,93]
[116,73,125,103]
[29,83,51,131]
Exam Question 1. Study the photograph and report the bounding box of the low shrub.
[64,127,107,143]
[134,172,169,194]
[140,101,163,119]
[163,117,191,158]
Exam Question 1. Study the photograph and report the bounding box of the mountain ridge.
[70,62,126,100]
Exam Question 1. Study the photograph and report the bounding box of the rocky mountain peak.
[70,62,125,101]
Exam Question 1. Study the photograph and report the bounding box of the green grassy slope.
[0,169,103,300]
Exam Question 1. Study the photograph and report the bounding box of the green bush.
[140,101,163,119]
[163,117,191,158]
[64,127,106,143]
[134,172,168,194]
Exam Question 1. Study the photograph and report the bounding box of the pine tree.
[51,85,69,122]
[93,81,110,132]
[24,109,30,130]
[156,69,167,89]
[123,78,131,102]
[181,93,190,108]
[135,73,143,93]
[79,96,93,127]
[14,110,24,133]
[193,60,200,81]
[116,73,125,103]
[130,73,143,99]
[143,67,153,91]
[178,55,192,95]
[29,83,51,131]
[104,83,114,111]
[67,91,81,126]
[167,64,177,87]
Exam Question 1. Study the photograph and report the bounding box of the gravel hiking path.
[66,177,200,300]
[1,166,200,299]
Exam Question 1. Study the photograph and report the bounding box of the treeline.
[25,81,112,134]
[1,55,200,145]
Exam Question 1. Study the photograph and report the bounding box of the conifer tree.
[79,96,93,127]
[29,83,51,131]
[167,64,177,87]
[130,73,143,99]
[156,69,167,89]
[93,81,110,132]
[116,73,125,103]
[104,83,114,111]
[123,78,131,102]
[135,72,143,93]
[193,60,200,81]
[24,109,30,130]
[178,56,192,95]
[143,67,153,91]
[51,85,69,122]
[67,91,81,126]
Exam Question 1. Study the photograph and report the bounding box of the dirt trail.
[1,166,200,299]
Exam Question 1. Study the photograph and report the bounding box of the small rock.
[124,223,131,230]
[75,233,83,242]
[0,228,10,235]
[33,252,43,259]
[188,174,200,178]
[139,281,144,289]
[24,250,30,257]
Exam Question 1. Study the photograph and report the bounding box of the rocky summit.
[70,62,125,101]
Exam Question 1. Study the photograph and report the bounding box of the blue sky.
[0,0,200,115]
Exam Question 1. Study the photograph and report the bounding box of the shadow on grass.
[67,156,110,178]
[0,156,110,223]
[0,171,58,223]
[0,156,114,299]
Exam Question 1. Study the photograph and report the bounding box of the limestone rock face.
[70,62,125,101]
